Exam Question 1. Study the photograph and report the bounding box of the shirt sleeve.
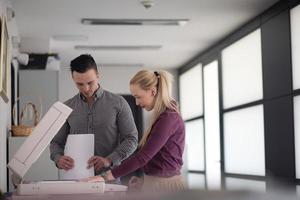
[50,121,70,164]
[107,97,138,166]
[111,112,178,178]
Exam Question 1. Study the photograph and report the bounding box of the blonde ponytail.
[130,69,178,147]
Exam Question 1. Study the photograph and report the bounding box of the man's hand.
[11,173,22,188]
[56,156,74,170]
[87,156,112,172]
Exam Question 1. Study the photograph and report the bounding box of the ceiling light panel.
[74,45,162,51]
[52,35,88,41]
[81,18,189,26]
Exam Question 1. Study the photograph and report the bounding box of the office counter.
[8,191,126,200]
[5,189,300,200]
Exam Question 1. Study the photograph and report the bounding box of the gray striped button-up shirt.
[50,87,138,173]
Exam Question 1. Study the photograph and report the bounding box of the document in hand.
[62,134,95,180]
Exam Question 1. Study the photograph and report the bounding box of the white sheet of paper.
[62,134,95,180]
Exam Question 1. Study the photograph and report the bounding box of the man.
[50,54,138,175]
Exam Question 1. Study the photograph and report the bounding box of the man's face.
[72,68,100,98]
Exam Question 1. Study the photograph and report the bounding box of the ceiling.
[11,0,279,69]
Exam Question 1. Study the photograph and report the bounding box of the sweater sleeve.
[111,112,178,178]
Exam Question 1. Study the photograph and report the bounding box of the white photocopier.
[7,102,127,196]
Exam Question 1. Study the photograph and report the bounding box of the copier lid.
[7,101,72,179]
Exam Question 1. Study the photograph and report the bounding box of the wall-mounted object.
[6,7,15,21]
[15,53,29,66]
[19,53,60,70]
[0,15,10,103]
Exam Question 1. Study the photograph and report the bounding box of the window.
[222,29,263,109]
[187,173,206,189]
[185,119,205,171]
[224,105,265,176]
[179,64,203,120]
[294,95,300,178]
[291,4,300,89]
[225,177,266,192]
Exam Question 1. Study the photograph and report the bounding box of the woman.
[85,70,185,192]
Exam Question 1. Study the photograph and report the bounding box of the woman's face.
[130,84,156,111]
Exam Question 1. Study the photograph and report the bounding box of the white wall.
[0,0,19,192]
[20,37,50,53]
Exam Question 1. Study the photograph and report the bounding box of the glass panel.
[203,61,221,190]
[222,29,263,109]
[291,4,300,89]
[187,173,206,189]
[185,119,205,171]
[225,177,266,192]
[179,64,203,120]
[294,96,300,178]
[224,105,265,176]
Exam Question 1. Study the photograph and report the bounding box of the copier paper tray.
[17,181,127,195]
[17,180,105,195]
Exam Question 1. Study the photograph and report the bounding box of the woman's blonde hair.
[130,69,178,147]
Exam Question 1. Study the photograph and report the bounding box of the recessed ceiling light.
[81,18,189,26]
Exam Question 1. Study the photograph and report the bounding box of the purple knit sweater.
[111,109,185,178]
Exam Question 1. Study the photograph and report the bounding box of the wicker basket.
[11,102,40,137]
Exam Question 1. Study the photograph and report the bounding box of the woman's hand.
[103,170,115,181]
[87,156,112,172]
[80,176,104,183]
[80,170,115,182]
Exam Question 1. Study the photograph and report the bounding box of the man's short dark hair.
[70,54,98,73]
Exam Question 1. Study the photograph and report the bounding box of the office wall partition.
[179,0,299,190]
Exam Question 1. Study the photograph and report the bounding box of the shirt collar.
[79,84,104,101]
